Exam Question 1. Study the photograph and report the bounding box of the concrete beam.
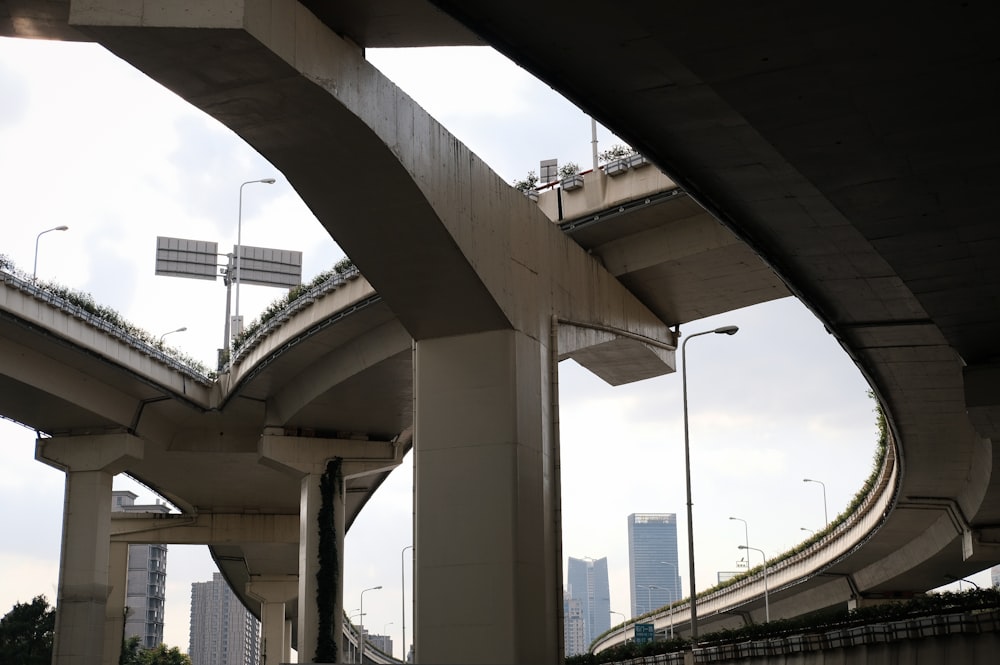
[258,434,403,479]
[264,319,411,426]
[110,512,298,545]
[1,335,138,428]
[68,0,674,373]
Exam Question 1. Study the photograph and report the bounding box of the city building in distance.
[111,490,169,649]
[566,556,611,649]
[564,590,587,656]
[366,631,393,658]
[189,572,260,665]
[628,513,681,617]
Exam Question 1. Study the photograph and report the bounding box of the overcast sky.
[0,37,989,659]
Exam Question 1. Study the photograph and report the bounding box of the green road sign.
[635,622,655,644]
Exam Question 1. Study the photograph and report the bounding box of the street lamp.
[401,544,413,661]
[33,225,69,280]
[944,574,980,590]
[728,517,749,568]
[359,585,382,664]
[610,610,627,645]
[348,610,364,664]
[640,584,663,615]
[682,324,738,639]
[800,527,815,536]
[158,326,187,344]
[803,478,829,526]
[660,561,678,638]
[739,545,769,622]
[234,178,276,340]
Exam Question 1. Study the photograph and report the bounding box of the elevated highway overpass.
[2,1,999,663]
[1,162,781,662]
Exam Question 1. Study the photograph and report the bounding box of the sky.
[0,36,991,660]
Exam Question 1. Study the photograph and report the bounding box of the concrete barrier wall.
[604,610,1000,665]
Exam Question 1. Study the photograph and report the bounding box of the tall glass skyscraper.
[566,556,611,649]
[628,513,681,617]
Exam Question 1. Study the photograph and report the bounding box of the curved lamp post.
[639,584,663,616]
[359,585,382,664]
[682,324,738,638]
[234,178,275,339]
[739,545,769,622]
[158,326,187,344]
[728,516,749,568]
[401,544,413,660]
[803,478,829,526]
[944,574,980,590]
[660,561,678,638]
[33,225,69,280]
[610,610,627,645]
[348,611,363,663]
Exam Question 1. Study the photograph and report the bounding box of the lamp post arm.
[680,324,738,639]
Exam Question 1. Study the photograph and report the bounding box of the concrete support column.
[247,576,298,665]
[300,469,345,662]
[36,433,143,665]
[260,435,400,663]
[103,541,129,665]
[414,329,559,664]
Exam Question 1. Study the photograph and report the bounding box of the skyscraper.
[566,556,610,649]
[628,513,681,617]
[112,490,169,648]
[189,572,261,665]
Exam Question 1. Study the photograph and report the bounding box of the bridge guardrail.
[0,268,213,386]
[227,266,363,368]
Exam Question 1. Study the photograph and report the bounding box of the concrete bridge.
[2,1,999,663]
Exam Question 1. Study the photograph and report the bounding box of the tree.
[598,144,636,163]
[139,644,192,665]
[0,595,55,665]
[121,637,192,665]
[512,170,539,192]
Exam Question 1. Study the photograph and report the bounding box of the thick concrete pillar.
[247,576,298,665]
[103,541,129,665]
[36,433,143,665]
[260,435,401,663]
[414,329,559,664]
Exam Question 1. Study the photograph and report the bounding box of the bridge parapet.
[534,164,679,224]
[0,268,212,394]
[227,265,368,368]
[597,607,1000,665]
